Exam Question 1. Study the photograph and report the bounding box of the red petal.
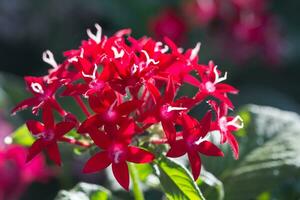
[197,141,224,157]
[77,114,103,133]
[187,150,201,181]
[116,100,142,116]
[127,146,154,163]
[55,122,75,137]
[166,140,187,157]
[88,95,107,113]
[26,139,44,163]
[112,162,130,190]
[162,120,176,143]
[216,83,239,94]
[227,132,239,159]
[182,114,200,139]
[46,142,61,166]
[26,120,45,135]
[11,97,39,115]
[146,82,161,104]
[89,129,111,149]
[199,111,212,137]
[83,151,111,173]
[42,106,54,129]
[165,76,175,102]
[183,74,201,87]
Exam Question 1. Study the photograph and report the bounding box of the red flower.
[167,112,223,180]
[26,107,75,165]
[208,100,243,159]
[11,76,64,115]
[83,122,154,190]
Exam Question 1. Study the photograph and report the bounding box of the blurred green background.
[1,0,300,199]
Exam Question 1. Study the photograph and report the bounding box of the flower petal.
[46,142,61,166]
[127,146,155,163]
[11,97,39,115]
[77,114,103,133]
[89,129,111,149]
[197,141,224,157]
[187,150,201,181]
[164,76,175,102]
[166,140,187,157]
[26,120,45,135]
[83,151,111,173]
[42,106,54,129]
[26,139,44,163]
[112,162,130,190]
[227,132,239,160]
[55,122,75,137]
[116,100,142,116]
[162,120,176,143]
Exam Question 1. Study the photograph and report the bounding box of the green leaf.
[222,105,300,199]
[135,163,153,182]
[198,168,224,200]
[153,155,205,200]
[55,182,112,200]
[129,163,145,200]
[11,124,34,146]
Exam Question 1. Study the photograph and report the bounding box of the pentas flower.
[167,112,223,180]
[12,76,64,116]
[13,23,243,189]
[83,122,154,190]
[208,100,243,159]
[26,107,75,165]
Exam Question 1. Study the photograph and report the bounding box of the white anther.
[213,65,227,84]
[190,42,201,61]
[68,57,78,63]
[31,82,44,94]
[154,42,169,53]
[195,134,210,145]
[227,115,244,129]
[167,106,187,112]
[87,23,102,44]
[111,46,124,59]
[82,64,97,80]
[80,48,84,58]
[114,151,122,163]
[131,64,139,75]
[42,50,58,68]
[141,50,159,66]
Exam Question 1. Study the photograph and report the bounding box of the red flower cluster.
[12,24,243,190]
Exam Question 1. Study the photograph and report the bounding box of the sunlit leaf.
[11,124,34,146]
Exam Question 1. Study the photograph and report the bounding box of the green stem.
[128,163,145,200]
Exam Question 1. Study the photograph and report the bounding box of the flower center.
[205,81,216,92]
[108,144,126,164]
[89,80,104,92]
[41,129,55,141]
[219,117,228,132]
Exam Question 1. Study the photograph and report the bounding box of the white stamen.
[195,134,210,145]
[31,82,44,94]
[111,46,124,59]
[213,65,227,84]
[80,48,84,58]
[87,23,102,44]
[227,115,244,129]
[131,64,139,75]
[82,64,97,80]
[154,42,169,53]
[42,50,57,68]
[167,106,187,112]
[114,151,122,163]
[68,57,78,63]
[4,136,12,144]
[141,50,159,66]
[190,42,201,61]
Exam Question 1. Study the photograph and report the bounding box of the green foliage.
[153,155,205,200]
[11,124,34,146]
[55,182,112,200]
